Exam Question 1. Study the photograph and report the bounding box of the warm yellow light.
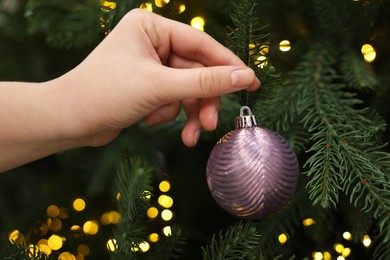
[8,230,22,243]
[361,43,376,63]
[116,192,121,201]
[37,239,51,255]
[260,46,270,55]
[77,244,90,256]
[312,251,323,260]
[159,180,171,192]
[191,16,205,31]
[70,225,81,232]
[334,243,344,253]
[303,218,316,227]
[28,245,40,258]
[158,194,174,208]
[278,233,288,244]
[342,247,351,257]
[58,252,75,260]
[101,211,121,225]
[279,40,291,52]
[143,190,152,200]
[337,256,345,260]
[162,226,172,236]
[48,234,63,250]
[343,231,352,241]
[363,235,372,247]
[107,239,118,252]
[102,0,117,10]
[161,209,173,221]
[140,2,153,12]
[48,217,62,232]
[139,241,150,252]
[147,207,159,219]
[47,205,59,217]
[178,4,186,13]
[149,233,159,243]
[83,220,99,235]
[155,0,169,7]
[73,198,86,211]
[323,251,331,260]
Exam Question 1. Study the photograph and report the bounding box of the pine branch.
[0,241,50,260]
[145,225,186,260]
[25,0,102,49]
[111,151,153,258]
[227,0,280,107]
[201,221,261,260]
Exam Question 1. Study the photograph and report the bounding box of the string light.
[278,233,288,244]
[149,233,159,243]
[159,180,171,192]
[139,241,151,252]
[343,231,352,241]
[158,194,174,208]
[140,2,153,12]
[48,234,63,250]
[342,247,351,257]
[58,252,75,260]
[191,16,205,31]
[106,239,118,252]
[178,4,186,13]
[147,206,159,219]
[161,209,173,221]
[361,43,376,63]
[37,239,51,255]
[337,256,345,260]
[312,251,323,260]
[155,0,170,8]
[279,40,291,52]
[83,220,99,235]
[47,205,60,217]
[334,243,344,253]
[303,218,316,227]
[77,244,90,257]
[323,252,332,260]
[162,226,172,236]
[73,198,86,211]
[100,211,121,225]
[363,235,372,247]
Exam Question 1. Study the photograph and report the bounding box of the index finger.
[141,9,246,67]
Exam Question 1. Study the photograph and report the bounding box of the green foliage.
[227,0,280,106]
[25,0,102,49]
[111,151,153,258]
[0,241,50,260]
[201,221,261,260]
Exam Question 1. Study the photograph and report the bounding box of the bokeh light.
[106,239,118,252]
[361,43,376,63]
[140,2,153,12]
[303,218,316,227]
[162,226,172,236]
[73,198,86,212]
[279,40,291,52]
[147,207,159,219]
[48,234,63,250]
[159,180,171,192]
[83,220,99,235]
[155,0,170,8]
[191,16,205,31]
[149,233,159,242]
[158,194,173,208]
[161,209,173,221]
[278,233,288,244]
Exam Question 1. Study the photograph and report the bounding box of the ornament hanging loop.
[235,106,258,129]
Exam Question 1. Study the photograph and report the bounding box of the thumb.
[162,66,260,101]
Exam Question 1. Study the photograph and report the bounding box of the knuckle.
[199,69,221,97]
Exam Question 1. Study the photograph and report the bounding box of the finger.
[140,9,246,67]
[199,97,220,131]
[144,102,180,125]
[167,53,204,69]
[159,66,260,102]
[181,99,202,147]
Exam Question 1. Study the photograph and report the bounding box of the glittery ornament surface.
[206,106,300,220]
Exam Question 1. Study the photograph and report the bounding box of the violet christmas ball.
[206,106,300,220]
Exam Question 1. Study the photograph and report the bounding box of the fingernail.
[193,129,201,145]
[231,68,256,88]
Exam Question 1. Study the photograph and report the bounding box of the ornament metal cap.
[235,106,258,129]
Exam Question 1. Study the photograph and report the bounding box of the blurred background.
[0,0,389,259]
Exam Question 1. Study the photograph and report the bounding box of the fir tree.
[1,0,390,259]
